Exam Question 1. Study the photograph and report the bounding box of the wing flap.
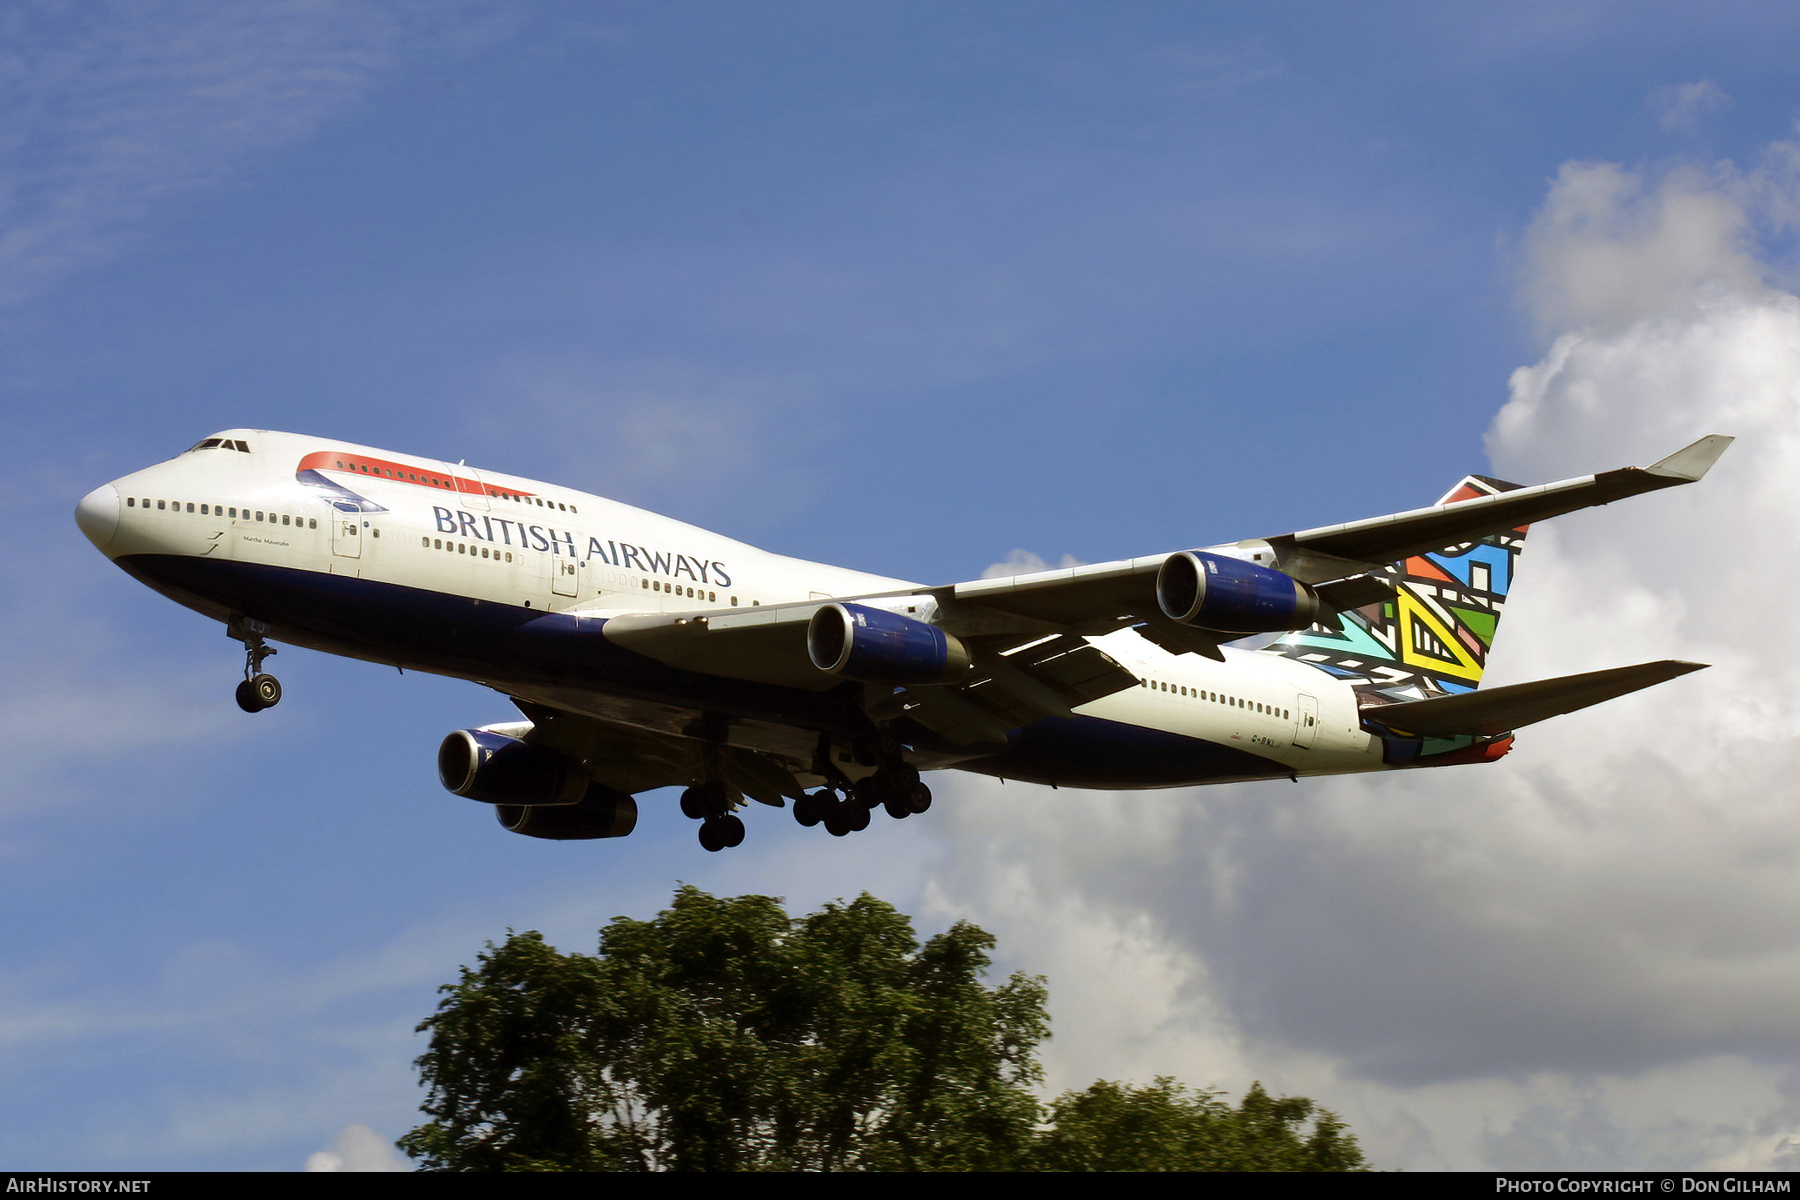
[1360,660,1707,737]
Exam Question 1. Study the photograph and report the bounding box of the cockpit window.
[185,437,250,453]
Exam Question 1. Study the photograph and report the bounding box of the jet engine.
[1155,550,1323,634]
[437,728,638,839]
[495,790,637,840]
[807,602,972,684]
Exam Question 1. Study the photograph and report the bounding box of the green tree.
[398,886,1365,1172]
[399,886,1047,1171]
[1030,1077,1367,1172]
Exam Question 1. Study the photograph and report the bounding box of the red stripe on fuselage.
[294,451,536,500]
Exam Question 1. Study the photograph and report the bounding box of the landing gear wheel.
[698,821,726,852]
[234,679,264,713]
[884,793,911,820]
[717,813,745,848]
[250,673,281,709]
[680,781,729,820]
[824,805,852,836]
[908,782,932,814]
[794,791,827,828]
[844,798,871,833]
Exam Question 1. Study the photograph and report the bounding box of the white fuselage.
[77,429,1392,789]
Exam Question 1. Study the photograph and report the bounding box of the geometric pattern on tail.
[1272,475,1528,703]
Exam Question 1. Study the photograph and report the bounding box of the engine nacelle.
[438,729,591,806]
[438,729,638,839]
[807,602,972,684]
[496,790,638,840]
[1155,550,1323,634]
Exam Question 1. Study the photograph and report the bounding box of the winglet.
[1646,434,1733,483]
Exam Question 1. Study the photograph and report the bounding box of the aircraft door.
[331,512,362,558]
[1292,693,1318,748]
[551,553,578,599]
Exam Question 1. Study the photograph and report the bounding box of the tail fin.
[1273,475,1527,701]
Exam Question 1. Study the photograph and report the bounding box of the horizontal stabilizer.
[1362,660,1707,737]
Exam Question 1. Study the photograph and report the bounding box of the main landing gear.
[229,620,282,714]
[679,780,746,853]
[791,762,931,839]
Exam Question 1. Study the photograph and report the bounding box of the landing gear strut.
[229,619,281,713]
[680,780,746,852]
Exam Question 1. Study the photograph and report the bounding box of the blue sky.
[9,0,1800,1171]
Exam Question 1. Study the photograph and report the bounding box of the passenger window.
[282,515,290,525]
[127,497,135,507]
[157,500,166,510]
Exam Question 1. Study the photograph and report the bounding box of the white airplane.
[74,430,1728,852]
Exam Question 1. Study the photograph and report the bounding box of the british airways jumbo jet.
[74,431,1728,852]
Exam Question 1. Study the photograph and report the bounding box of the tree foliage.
[399,886,1046,1171]
[1030,1077,1366,1171]
[399,886,1364,1172]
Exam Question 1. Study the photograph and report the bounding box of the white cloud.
[461,353,831,524]
[919,141,1800,1169]
[305,1123,406,1172]
[0,0,495,306]
[1517,161,1766,339]
[980,549,1083,578]
[1652,80,1733,135]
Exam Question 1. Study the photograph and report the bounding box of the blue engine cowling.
[1155,551,1322,634]
[807,602,972,684]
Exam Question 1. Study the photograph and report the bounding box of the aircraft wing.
[1267,434,1733,583]
[1357,660,1707,737]
[600,436,1728,745]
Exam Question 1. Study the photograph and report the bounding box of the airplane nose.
[75,483,120,551]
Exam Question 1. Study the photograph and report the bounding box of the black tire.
[845,800,871,833]
[824,807,851,837]
[908,782,932,814]
[794,791,825,827]
[884,795,911,820]
[251,673,281,708]
[694,780,729,818]
[853,777,883,810]
[679,787,705,820]
[234,679,264,713]
[698,821,726,852]
[719,813,745,847]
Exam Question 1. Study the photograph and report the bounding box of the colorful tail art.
[1274,474,1528,704]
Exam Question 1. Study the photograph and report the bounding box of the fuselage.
[76,429,1402,791]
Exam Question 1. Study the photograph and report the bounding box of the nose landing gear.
[229,619,281,713]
